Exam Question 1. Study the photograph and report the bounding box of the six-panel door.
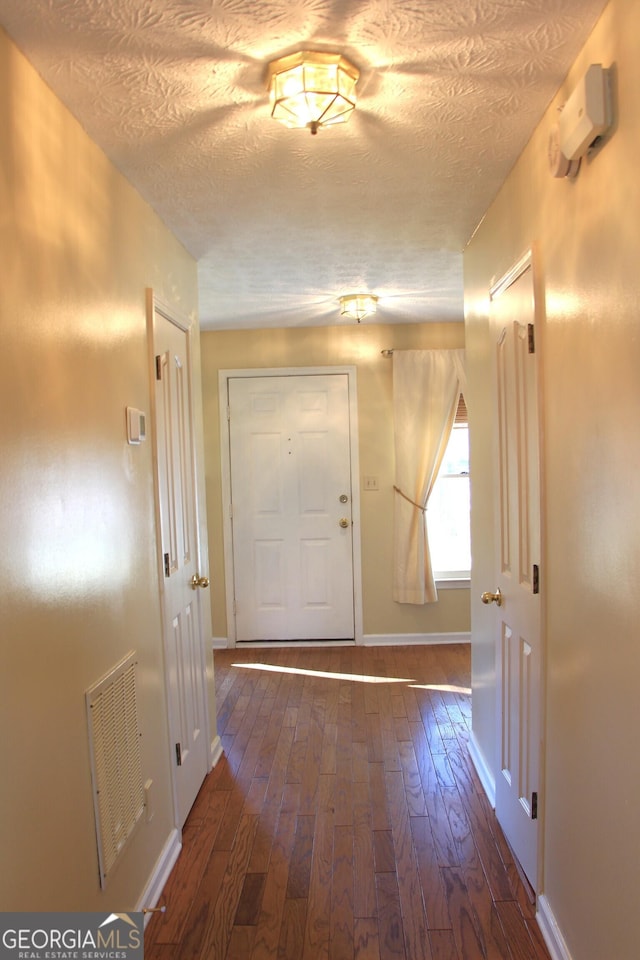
[228,374,355,642]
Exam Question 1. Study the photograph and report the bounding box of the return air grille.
[86,651,144,888]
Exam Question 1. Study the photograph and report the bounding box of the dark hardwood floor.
[144,643,551,960]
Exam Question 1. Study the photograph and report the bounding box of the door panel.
[490,262,541,887]
[229,374,355,642]
[153,308,208,826]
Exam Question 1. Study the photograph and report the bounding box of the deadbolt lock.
[339,494,349,503]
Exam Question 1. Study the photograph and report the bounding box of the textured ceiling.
[0,0,607,329]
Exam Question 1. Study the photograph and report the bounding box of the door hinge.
[527,323,535,354]
[532,563,539,595]
[155,354,163,380]
[232,598,237,615]
[164,552,170,577]
[531,791,538,820]
[227,404,231,422]
[175,743,182,767]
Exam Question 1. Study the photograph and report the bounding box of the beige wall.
[0,29,211,910]
[200,322,470,640]
[464,0,640,957]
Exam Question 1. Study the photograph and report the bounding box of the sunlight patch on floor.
[410,683,471,695]
[232,662,415,684]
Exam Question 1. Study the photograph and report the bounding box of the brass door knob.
[481,588,503,606]
[191,574,210,590]
[338,518,350,528]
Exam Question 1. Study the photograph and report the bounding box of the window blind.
[454,393,468,424]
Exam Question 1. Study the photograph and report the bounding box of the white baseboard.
[468,730,496,808]
[136,828,181,923]
[537,895,573,960]
[233,639,356,648]
[210,734,223,768]
[213,633,470,649]
[362,632,471,647]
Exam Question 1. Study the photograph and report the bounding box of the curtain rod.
[381,349,393,357]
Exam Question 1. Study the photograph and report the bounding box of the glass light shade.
[340,294,378,323]
[267,51,359,134]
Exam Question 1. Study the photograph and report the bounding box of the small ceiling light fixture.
[340,293,378,323]
[267,50,359,135]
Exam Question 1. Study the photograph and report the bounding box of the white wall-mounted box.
[559,63,611,161]
[126,407,147,445]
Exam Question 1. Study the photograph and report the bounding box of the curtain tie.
[393,485,426,513]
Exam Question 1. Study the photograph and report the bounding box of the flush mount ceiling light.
[267,50,359,135]
[340,293,378,323]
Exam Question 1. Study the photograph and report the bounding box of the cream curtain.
[393,349,467,603]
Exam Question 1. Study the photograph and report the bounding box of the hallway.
[144,644,550,960]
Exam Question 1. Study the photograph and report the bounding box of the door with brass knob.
[481,588,503,606]
[152,303,209,829]
[487,259,542,891]
[191,574,210,590]
[227,372,356,642]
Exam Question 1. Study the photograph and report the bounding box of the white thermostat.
[126,407,147,445]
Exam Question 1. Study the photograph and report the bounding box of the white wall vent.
[86,651,145,888]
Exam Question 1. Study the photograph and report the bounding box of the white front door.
[488,256,542,887]
[228,374,355,642]
[153,303,209,826]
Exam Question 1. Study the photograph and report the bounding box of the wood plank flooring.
[144,644,551,960]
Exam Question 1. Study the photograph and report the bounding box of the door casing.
[219,366,363,646]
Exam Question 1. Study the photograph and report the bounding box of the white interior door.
[228,374,355,642]
[153,304,209,826]
[488,258,542,887]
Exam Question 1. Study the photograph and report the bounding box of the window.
[426,400,470,584]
